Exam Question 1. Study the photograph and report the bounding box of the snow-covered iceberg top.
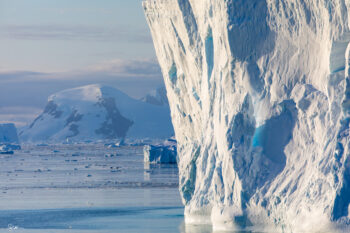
[144,0,350,232]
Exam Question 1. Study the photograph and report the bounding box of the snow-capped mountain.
[144,0,350,232]
[141,86,169,106]
[20,84,174,142]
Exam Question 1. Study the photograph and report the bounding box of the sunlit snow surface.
[0,144,187,233]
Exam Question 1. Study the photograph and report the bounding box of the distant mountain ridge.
[20,84,174,142]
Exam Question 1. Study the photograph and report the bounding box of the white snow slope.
[20,84,174,142]
[144,0,350,232]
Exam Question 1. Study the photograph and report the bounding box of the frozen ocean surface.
[0,144,188,233]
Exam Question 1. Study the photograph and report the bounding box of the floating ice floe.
[0,144,21,151]
[143,139,177,164]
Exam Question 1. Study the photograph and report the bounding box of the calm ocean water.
[0,144,187,232]
[0,144,259,233]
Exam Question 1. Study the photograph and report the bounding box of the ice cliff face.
[20,84,174,142]
[144,0,350,231]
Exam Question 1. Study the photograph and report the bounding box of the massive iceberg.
[143,0,350,231]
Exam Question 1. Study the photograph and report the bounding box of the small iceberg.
[0,144,20,155]
[0,144,21,151]
[143,139,177,164]
[104,139,125,148]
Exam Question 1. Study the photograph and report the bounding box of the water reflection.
[180,222,263,233]
[144,163,178,183]
[180,222,212,233]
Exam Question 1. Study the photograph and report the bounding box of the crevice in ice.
[198,147,217,206]
[177,104,187,118]
[192,88,201,107]
[168,63,177,85]
[205,27,214,80]
[181,147,200,204]
[342,80,350,113]
[333,156,350,220]
[299,0,312,25]
[177,0,198,46]
[192,88,200,102]
[333,42,350,220]
[171,21,186,54]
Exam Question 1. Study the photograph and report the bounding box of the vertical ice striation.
[143,0,350,231]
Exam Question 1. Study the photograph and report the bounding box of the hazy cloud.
[0,71,47,83]
[38,7,115,15]
[90,59,162,76]
[0,106,42,128]
[0,24,152,43]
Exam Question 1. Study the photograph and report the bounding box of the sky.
[0,0,163,127]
